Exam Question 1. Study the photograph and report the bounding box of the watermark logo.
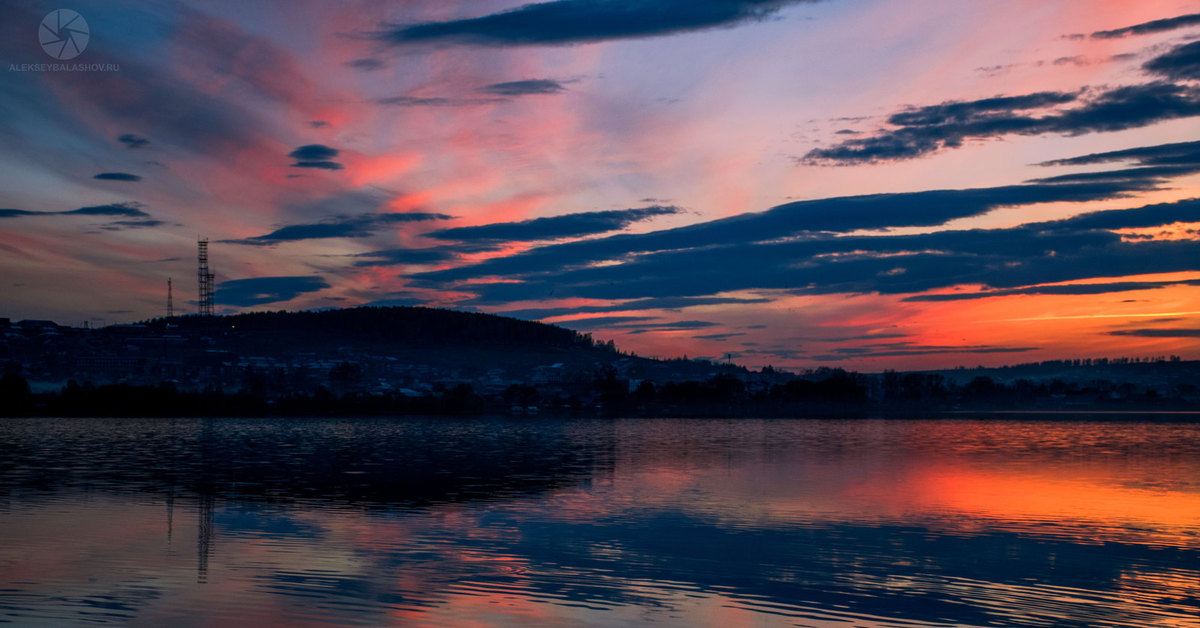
[10,9,116,72]
[40,9,89,60]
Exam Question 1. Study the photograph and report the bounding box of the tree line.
[3,364,1194,418]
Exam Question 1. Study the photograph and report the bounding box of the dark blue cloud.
[1031,139,1200,183]
[289,144,338,162]
[885,91,1079,127]
[363,296,427,307]
[352,242,500,267]
[240,223,364,242]
[554,315,659,330]
[495,296,772,320]
[427,206,681,242]
[1143,40,1200,81]
[118,134,150,149]
[62,202,150,217]
[415,192,1200,305]
[904,280,1200,302]
[478,79,567,95]
[413,179,1159,286]
[1109,328,1200,337]
[625,320,720,334]
[0,209,40,218]
[289,144,343,170]
[216,276,331,307]
[1091,13,1200,38]
[1045,197,1200,231]
[354,248,456,266]
[1039,140,1200,167]
[226,212,452,246]
[291,161,343,170]
[1025,164,1200,184]
[377,95,505,107]
[694,332,746,341]
[806,82,1200,163]
[740,347,807,361]
[93,172,142,182]
[823,341,996,356]
[810,345,1038,362]
[376,0,821,48]
[378,79,569,107]
[98,219,166,231]
[346,58,386,71]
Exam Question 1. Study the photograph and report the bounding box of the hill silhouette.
[2,306,1196,417]
[146,306,599,354]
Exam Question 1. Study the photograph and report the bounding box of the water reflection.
[1,417,1199,626]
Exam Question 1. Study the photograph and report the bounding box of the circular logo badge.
[40,9,90,60]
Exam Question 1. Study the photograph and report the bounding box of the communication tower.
[197,239,214,316]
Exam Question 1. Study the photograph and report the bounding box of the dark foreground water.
[1,417,1199,627]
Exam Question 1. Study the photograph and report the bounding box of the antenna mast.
[197,238,214,316]
[167,277,174,318]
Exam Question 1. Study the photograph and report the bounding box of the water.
[1,416,1199,627]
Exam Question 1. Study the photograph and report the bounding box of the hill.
[146,306,589,352]
[2,306,757,401]
[2,307,1196,416]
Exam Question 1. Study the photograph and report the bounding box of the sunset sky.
[1,0,1199,370]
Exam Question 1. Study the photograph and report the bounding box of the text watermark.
[10,10,119,72]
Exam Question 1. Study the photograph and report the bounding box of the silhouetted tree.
[632,380,657,405]
[0,374,31,415]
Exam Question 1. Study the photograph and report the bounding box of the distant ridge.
[3,307,1196,418]
[145,306,595,352]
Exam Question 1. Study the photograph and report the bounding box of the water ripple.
[1,417,1199,626]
